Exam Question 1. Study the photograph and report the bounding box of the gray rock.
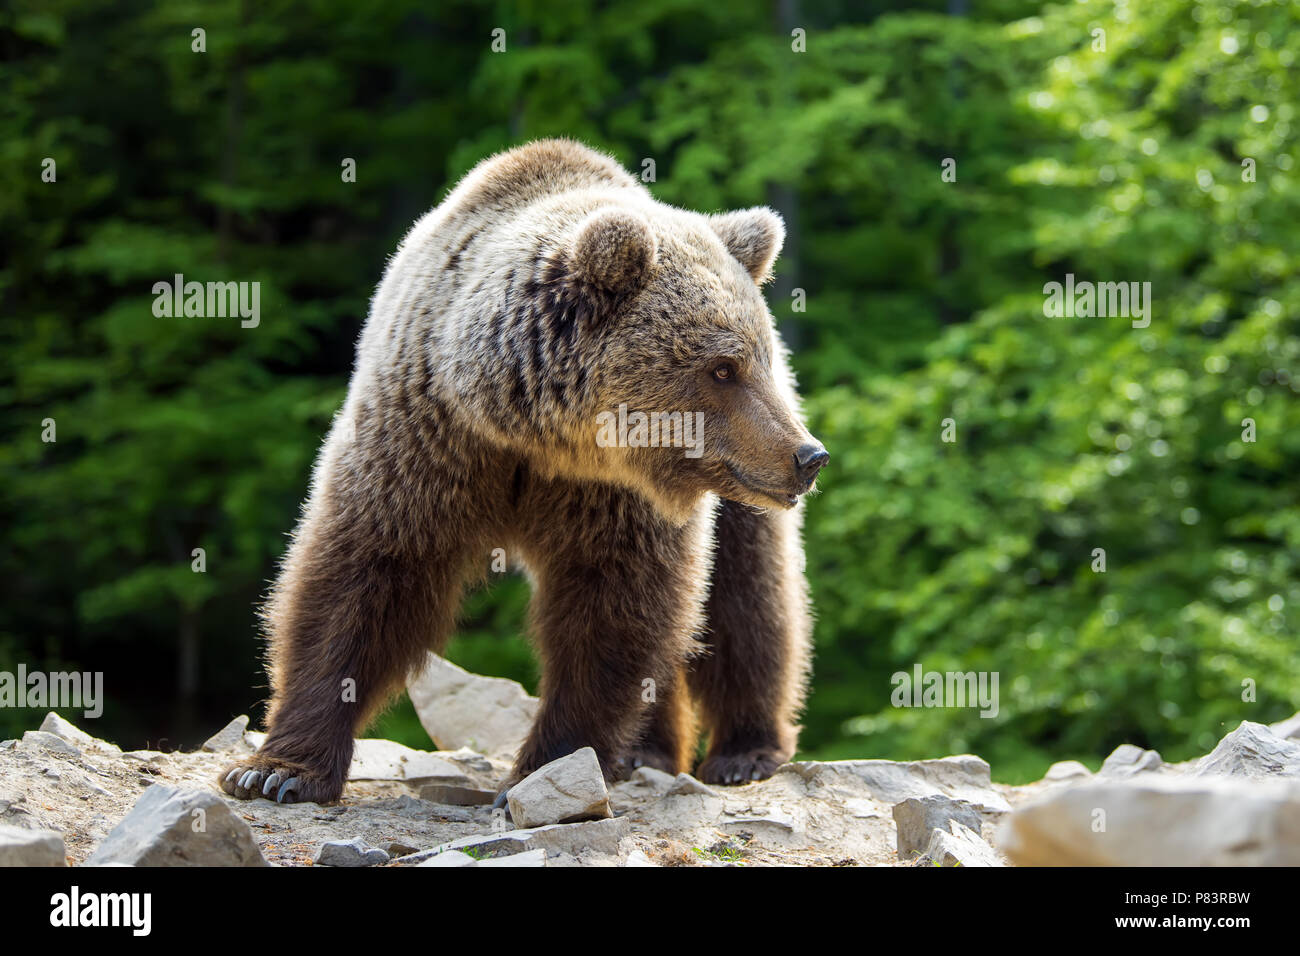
[379,794,467,819]
[314,837,390,867]
[778,755,1011,813]
[201,715,252,753]
[442,747,495,775]
[406,653,537,758]
[666,773,719,798]
[721,808,798,837]
[86,785,268,867]
[625,849,657,867]
[1270,711,1300,741]
[998,775,1300,866]
[416,850,477,867]
[924,821,1005,867]
[121,750,166,762]
[396,817,629,864]
[39,713,119,753]
[634,779,727,836]
[414,847,551,868]
[628,766,677,791]
[892,795,985,860]
[1044,760,1092,782]
[418,784,497,806]
[347,738,470,787]
[0,823,67,866]
[478,848,547,867]
[507,747,611,827]
[1100,744,1163,778]
[1193,721,1300,779]
[20,730,81,757]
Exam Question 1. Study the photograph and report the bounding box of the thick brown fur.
[220,139,826,805]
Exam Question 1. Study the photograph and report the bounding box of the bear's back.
[378,139,648,312]
[449,138,643,214]
[354,141,650,431]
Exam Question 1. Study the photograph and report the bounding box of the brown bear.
[220,138,827,805]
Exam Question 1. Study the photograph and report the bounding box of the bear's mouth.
[723,461,799,508]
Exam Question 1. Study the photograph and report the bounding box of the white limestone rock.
[86,785,268,867]
[506,747,611,827]
[0,823,67,866]
[407,653,537,758]
[1192,721,1300,779]
[999,775,1300,866]
[1099,744,1163,778]
[1043,760,1092,782]
[923,821,1005,867]
[201,715,253,753]
[892,794,985,860]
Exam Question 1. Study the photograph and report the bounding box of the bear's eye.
[712,362,737,383]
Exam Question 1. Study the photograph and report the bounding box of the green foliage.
[2,0,1296,781]
[795,0,1300,780]
[692,841,749,865]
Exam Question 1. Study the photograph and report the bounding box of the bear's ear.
[569,208,657,295]
[708,206,785,285]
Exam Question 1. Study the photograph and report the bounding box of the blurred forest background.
[2,0,1297,782]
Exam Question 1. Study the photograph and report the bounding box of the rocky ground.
[2,655,1298,867]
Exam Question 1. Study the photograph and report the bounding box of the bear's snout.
[794,440,829,488]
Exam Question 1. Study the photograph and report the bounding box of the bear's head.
[553,200,828,517]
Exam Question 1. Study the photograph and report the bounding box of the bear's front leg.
[690,498,812,784]
[509,487,711,788]
[220,481,474,804]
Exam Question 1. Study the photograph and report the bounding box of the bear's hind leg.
[619,662,695,776]
[690,499,811,785]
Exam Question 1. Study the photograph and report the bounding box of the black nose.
[794,441,829,482]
